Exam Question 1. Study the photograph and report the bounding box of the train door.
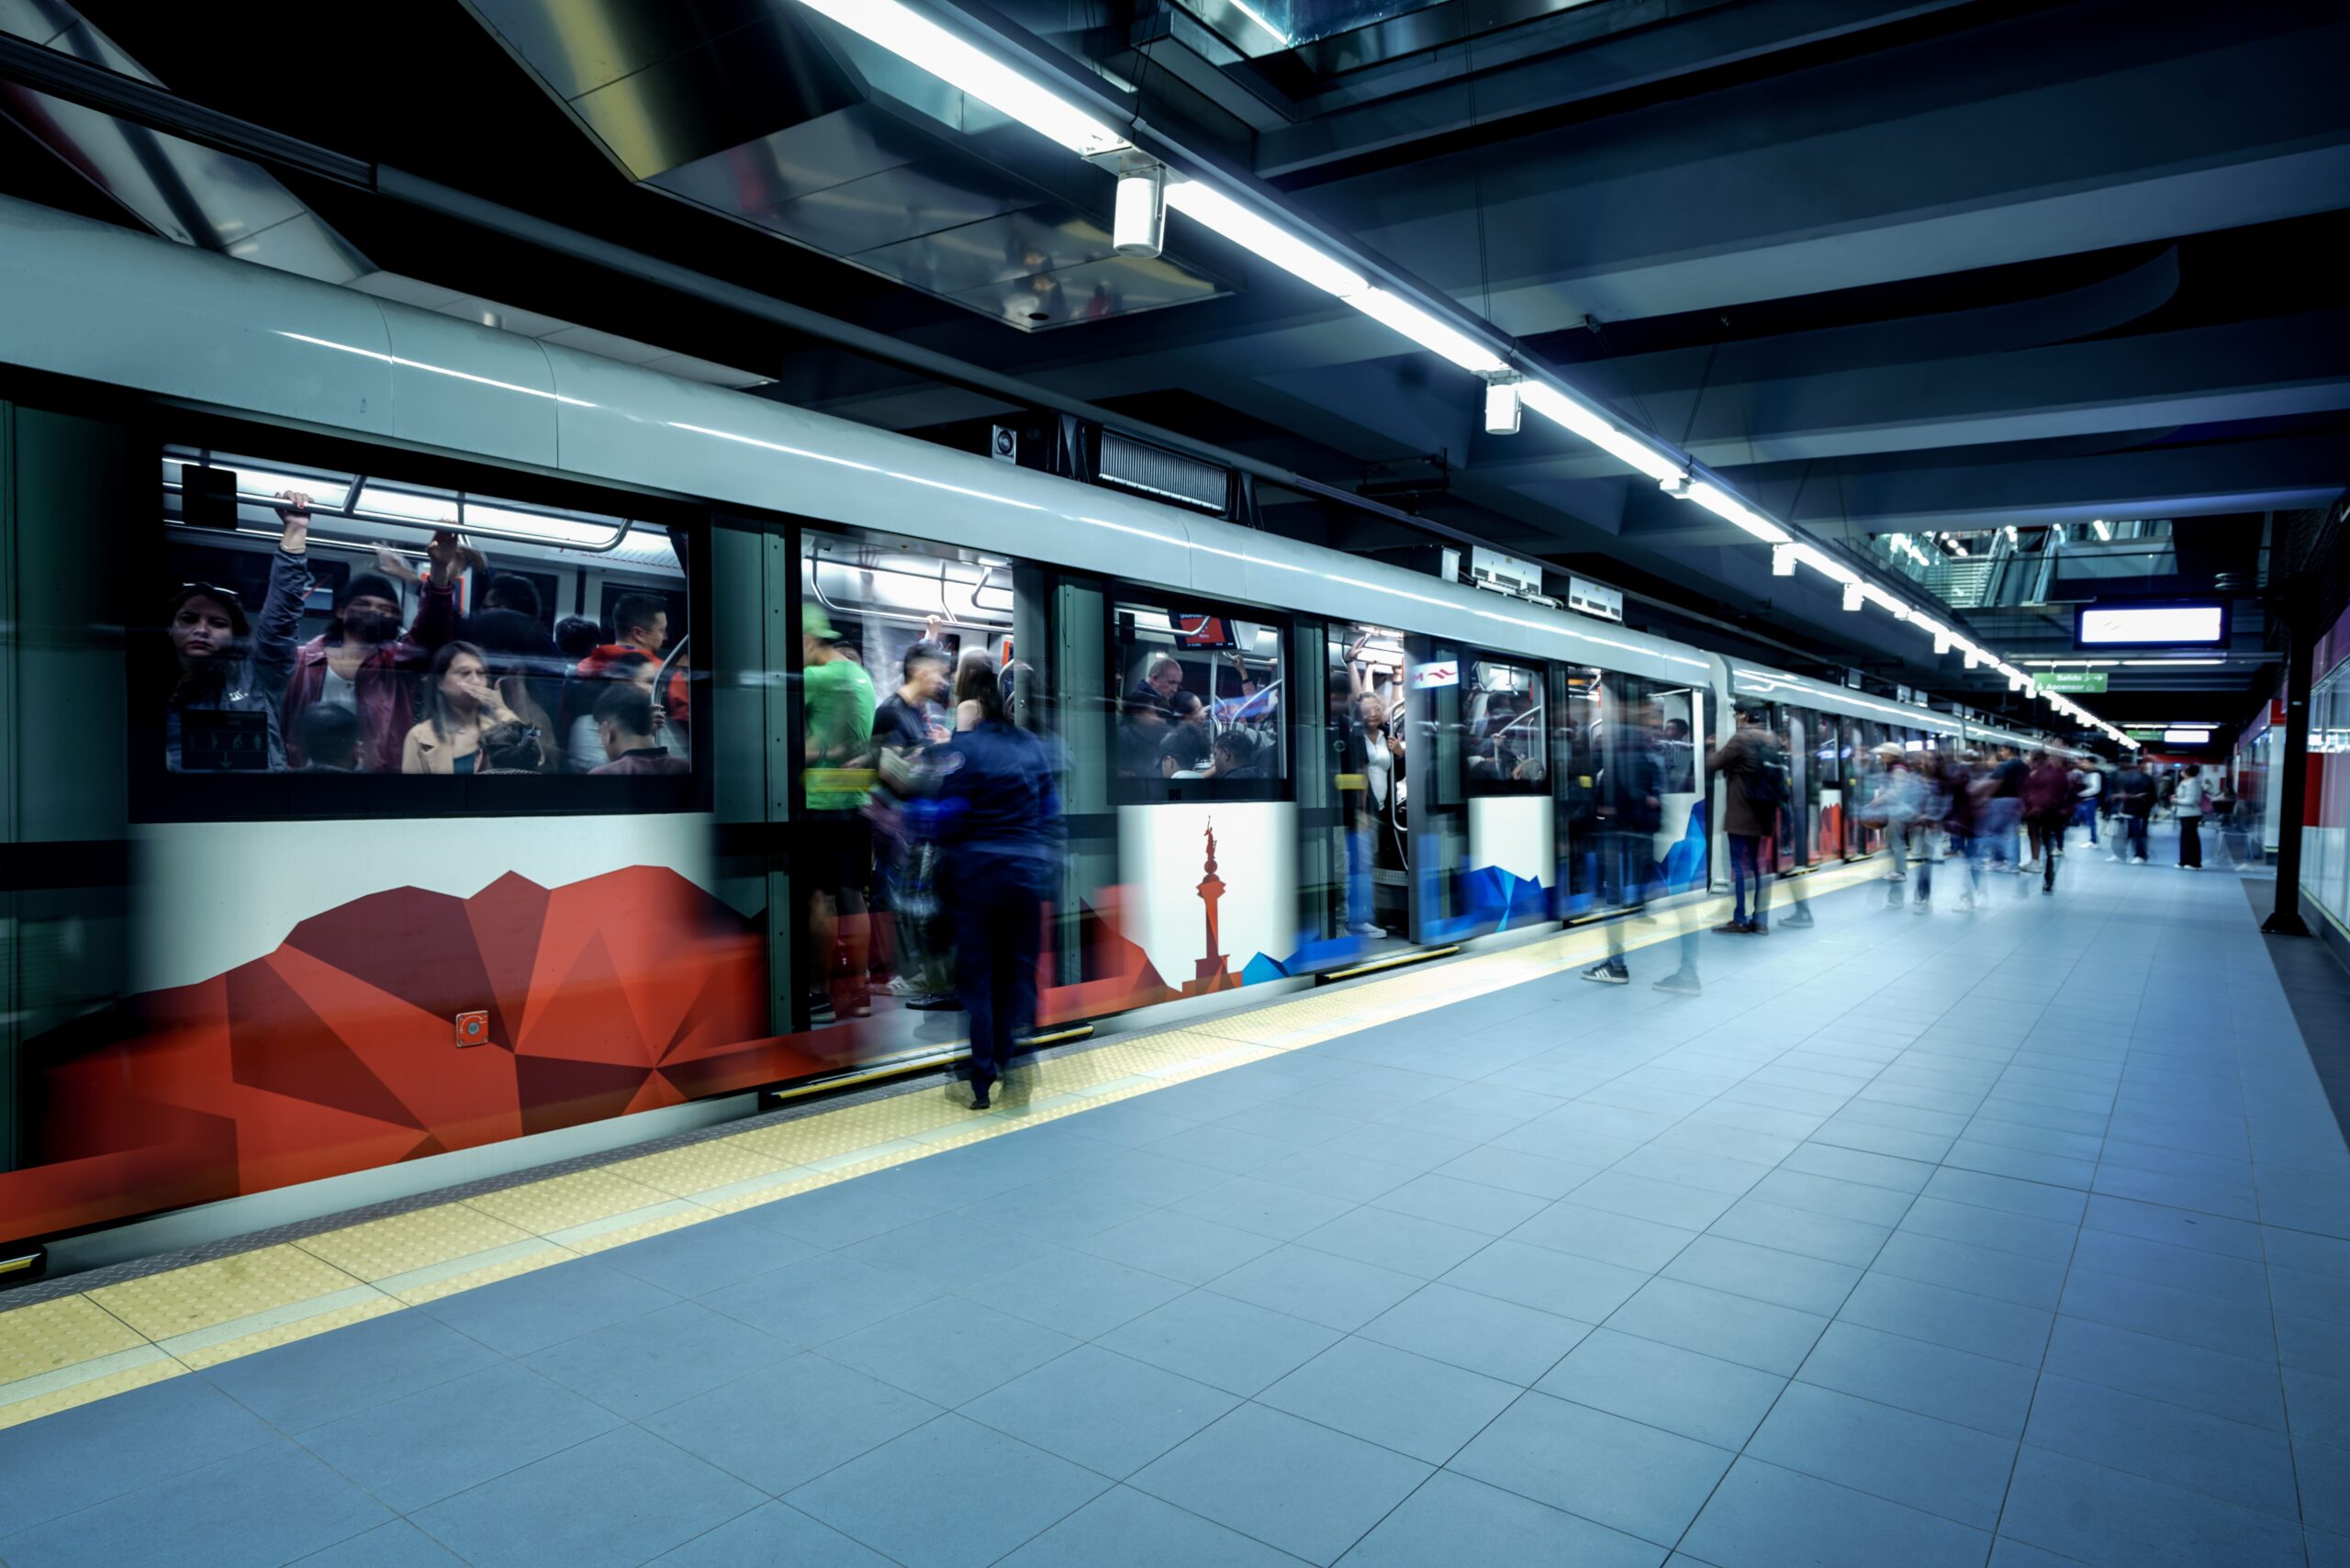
[1460,654,1552,932]
[1403,632,1467,946]
[1556,669,1707,919]
[1324,622,1410,955]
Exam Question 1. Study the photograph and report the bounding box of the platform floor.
[2,834,2346,1568]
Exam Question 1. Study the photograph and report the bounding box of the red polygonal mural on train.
[3,867,801,1242]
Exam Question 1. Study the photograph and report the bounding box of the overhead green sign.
[2037,670,2109,693]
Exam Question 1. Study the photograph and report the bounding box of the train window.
[1113,599,1284,796]
[152,448,693,800]
[1465,657,1545,790]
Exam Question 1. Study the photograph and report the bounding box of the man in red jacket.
[281,531,463,772]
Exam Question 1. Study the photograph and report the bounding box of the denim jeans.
[1346,817,1374,929]
[2122,813,2149,860]
[1729,834,1769,926]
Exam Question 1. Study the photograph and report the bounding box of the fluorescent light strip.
[1344,288,1510,375]
[793,0,1130,156]
[1685,481,1790,543]
[1163,180,1368,296]
[1517,383,1684,483]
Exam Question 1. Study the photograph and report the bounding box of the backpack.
[1740,743,1790,812]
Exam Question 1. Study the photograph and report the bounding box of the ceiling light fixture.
[1841,581,1864,612]
[793,0,1132,156]
[1685,481,1790,543]
[1113,163,1166,258]
[1772,543,1796,577]
[1483,375,1523,436]
[1516,383,1684,483]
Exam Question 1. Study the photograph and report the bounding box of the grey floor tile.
[1507,1202,1701,1272]
[411,1426,763,1568]
[1662,1234,1863,1316]
[2042,1313,2287,1430]
[1998,1446,2304,1568]
[1433,1145,1605,1201]
[1146,1122,1304,1175]
[2059,1265,2276,1361]
[639,1352,942,1495]
[1708,1196,1891,1269]
[1250,1147,1420,1203]
[520,1299,796,1420]
[1775,1143,1937,1194]
[1746,1382,2017,1529]
[972,1178,1157,1246]
[1678,1456,1992,1568]
[1209,1243,1425,1331]
[2302,1434,2350,1537]
[1439,1238,1651,1320]
[1099,1289,1343,1396]
[1337,1470,1663,1568]
[1370,1172,1550,1236]
[419,1257,677,1358]
[1130,1404,1432,1566]
[646,1502,893,1567]
[0,1441,389,1568]
[787,1414,1112,1568]
[595,1215,818,1297]
[1170,1177,1360,1242]
[956,1246,1189,1339]
[297,1361,622,1514]
[816,1294,1080,1407]
[1869,1229,2068,1309]
[2023,1372,2300,1521]
[1607,1276,1830,1376]
[1796,1319,2040,1439]
[961,1343,1237,1477]
[203,1309,502,1435]
[2070,1227,2270,1306]
[1259,1338,1520,1463]
[1747,1169,1917,1227]
[1570,1171,1740,1231]
[699,1253,941,1350]
[297,1521,467,1566]
[998,1484,1308,1566]
[1078,1210,1283,1285]
[2287,1364,2350,1450]
[1447,1390,1732,1547]
[1326,1122,1481,1174]
[1536,1327,1786,1449]
[2273,1260,2350,1326]
[1897,1194,2078,1262]
[0,1372,276,1533]
[736,1182,942,1249]
[1294,1205,1491,1279]
[835,1211,1063,1293]
[1922,1166,2089,1225]
[1837,1272,2053,1368]
[1355,1281,1593,1385]
[2280,1307,2350,1379]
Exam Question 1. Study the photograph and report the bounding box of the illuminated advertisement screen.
[2076,602,2227,648]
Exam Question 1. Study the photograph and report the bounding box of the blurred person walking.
[1583,702,1666,986]
[2175,763,2207,869]
[2021,750,2074,894]
[2111,755,2154,863]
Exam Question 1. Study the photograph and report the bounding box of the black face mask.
[343,608,399,643]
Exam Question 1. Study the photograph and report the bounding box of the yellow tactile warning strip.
[0,861,1881,1428]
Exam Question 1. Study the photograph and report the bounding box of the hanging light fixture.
[1113,162,1167,258]
[1483,375,1523,436]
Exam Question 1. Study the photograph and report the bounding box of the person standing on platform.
[1583,701,1666,985]
[2076,757,2103,846]
[1709,709,1785,934]
[1985,745,2027,872]
[928,654,1061,1110]
[2021,750,2074,894]
[802,605,877,1026]
[2175,763,2207,869]
[2111,755,2154,863]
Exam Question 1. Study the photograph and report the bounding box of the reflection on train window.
[1113,600,1284,794]
[158,448,691,781]
[1465,657,1545,789]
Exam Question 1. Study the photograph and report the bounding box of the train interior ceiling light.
[2076,603,2229,648]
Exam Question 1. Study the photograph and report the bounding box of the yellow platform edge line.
[0,855,1883,1428]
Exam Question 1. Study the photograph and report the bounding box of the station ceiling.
[7,0,2344,742]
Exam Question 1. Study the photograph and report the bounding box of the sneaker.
[1880,870,1905,882]
[1913,901,1930,914]
[1713,920,1751,935]
[2133,856,2147,864]
[1651,971,1703,996]
[1582,962,1630,986]
[907,993,962,1012]
[1956,893,1976,910]
[880,975,924,997]
[807,995,835,1026]
[1347,922,1386,938]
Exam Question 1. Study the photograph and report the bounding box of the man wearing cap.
[282,530,463,771]
[802,605,877,1027]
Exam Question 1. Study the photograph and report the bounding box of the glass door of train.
[1557,668,1707,922]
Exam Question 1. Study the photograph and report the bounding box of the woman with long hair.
[399,642,520,774]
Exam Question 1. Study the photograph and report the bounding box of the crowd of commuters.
[162,494,688,778]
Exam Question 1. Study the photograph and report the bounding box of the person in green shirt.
[802,605,877,1026]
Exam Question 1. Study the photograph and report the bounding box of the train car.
[1725,664,1964,868]
[0,195,2046,1263]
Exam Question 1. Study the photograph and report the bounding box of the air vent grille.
[1097,431,1228,514]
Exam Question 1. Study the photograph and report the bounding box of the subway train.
[0,196,2064,1266]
